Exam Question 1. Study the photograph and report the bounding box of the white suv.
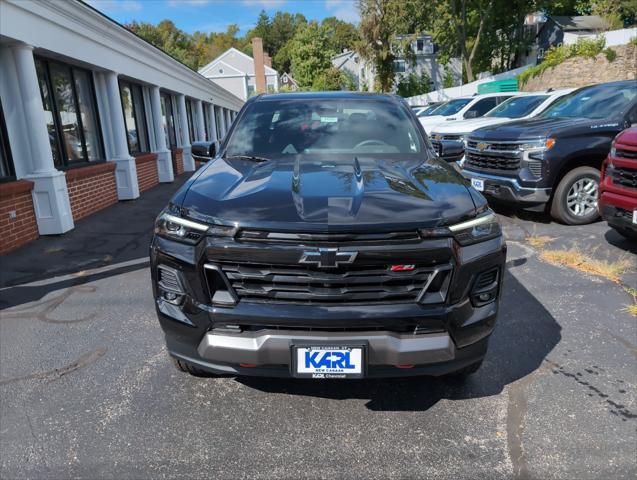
[418,92,516,134]
[429,89,574,163]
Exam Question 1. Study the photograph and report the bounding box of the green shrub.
[603,48,617,62]
[629,37,637,47]
[518,36,609,86]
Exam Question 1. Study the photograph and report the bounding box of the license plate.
[293,345,364,379]
[633,210,637,224]
[471,178,485,191]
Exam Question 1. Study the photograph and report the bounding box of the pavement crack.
[0,347,107,386]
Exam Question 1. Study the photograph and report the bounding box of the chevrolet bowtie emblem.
[477,142,489,151]
[299,248,358,268]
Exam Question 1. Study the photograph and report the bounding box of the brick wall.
[0,180,38,255]
[521,44,637,91]
[135,153,159,193]
[172,148,184,176]
[65,162,118,222]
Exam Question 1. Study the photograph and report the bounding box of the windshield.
[540,83,637,119]
[417,103,442,117]
[485,95,548,118]
[431,99,472,116]
[225,98,423,157]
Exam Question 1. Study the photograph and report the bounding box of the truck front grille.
[465,140,521,172]
[615,148,637,160]
[216,262,451,305]
[610,166,637,190]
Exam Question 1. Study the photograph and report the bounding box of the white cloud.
[86,0,143,13]
[325,0,359,24]
[167,0,211,6]
[241,0,287,8]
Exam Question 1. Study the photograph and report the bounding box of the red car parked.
[599,127,637,240]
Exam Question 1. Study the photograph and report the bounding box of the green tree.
[395,72,432,97]
[321,16,361,54]
[289,21,335,88]
[357,0,397,92]
[313,67,356,91]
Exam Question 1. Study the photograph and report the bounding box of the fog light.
[478,292,493,302]
[161,290,183,305]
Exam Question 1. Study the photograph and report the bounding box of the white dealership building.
[0,0,244,254]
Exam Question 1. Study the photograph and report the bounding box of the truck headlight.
[519,138,555,152]
[155,210,210,244]
[448,211,501,246]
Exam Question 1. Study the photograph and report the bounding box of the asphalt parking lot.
[1,176,635,480]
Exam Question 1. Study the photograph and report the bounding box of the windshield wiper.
[223,154,271,163]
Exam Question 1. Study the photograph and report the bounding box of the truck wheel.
[171,356,211,377]
[550,166,600,225]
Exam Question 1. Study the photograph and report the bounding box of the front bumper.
[152,233,506,378]
[461,169,551,206]
[599,192,637,233]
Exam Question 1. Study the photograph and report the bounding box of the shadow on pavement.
[237,269,561,411]
[0,260,149,310]
[0,177,189,298]
[604,228,637,255]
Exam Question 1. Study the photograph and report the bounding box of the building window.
[247,84,255,97]
[186,99,196,143]
[267,84,275,94]
[160,92,177,148]
[119,80,149,155]
[393,60,406,73]
[416,39,424,53]
[35,57,104,167]
[0,99,15,181]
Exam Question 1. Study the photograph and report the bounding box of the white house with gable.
[199,48,279,100]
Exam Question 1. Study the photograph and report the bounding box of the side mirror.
[191,141,217,162]
[464,110,478,119]
[439,140,464,161]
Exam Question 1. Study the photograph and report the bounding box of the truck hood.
[179,156,479,231]
[469,116,623,141]
[431,117,513,135]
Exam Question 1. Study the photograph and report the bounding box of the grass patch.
[624,304,637,317]
[539,248,633,283]
[526,235,554,249]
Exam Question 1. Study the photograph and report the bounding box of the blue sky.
[86,0,360,34]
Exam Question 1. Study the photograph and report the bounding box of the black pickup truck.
[150,92,506,380]
[461,80,637,225]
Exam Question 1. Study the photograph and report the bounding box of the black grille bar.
[212,262,451,305]
[610,166,637,190]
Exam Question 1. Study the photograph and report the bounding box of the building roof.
[331,50,359,70]
[552,15,610,32]
[280,72,298,86]
[198,47,278,77]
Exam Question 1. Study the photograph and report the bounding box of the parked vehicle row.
[419,80,637,226]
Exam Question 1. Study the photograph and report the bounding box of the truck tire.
[550,166,600,225]
[171,356,210,377]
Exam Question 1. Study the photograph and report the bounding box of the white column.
[150,86,173,183]
[195,100,205,142]
[225,109,232,133]
[207,103,219,153]
[177,94,194,172]
[105,71,139,199]
[219,107,227,138]
[10,43,74,234]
